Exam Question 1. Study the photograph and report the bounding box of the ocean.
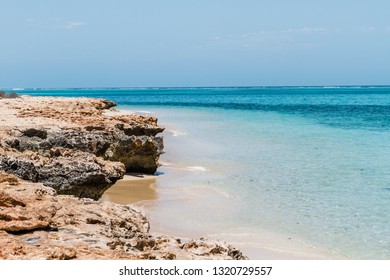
[20,87,390,259]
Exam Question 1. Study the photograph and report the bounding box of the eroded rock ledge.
[0,172,246,260]
[0,96,164,199]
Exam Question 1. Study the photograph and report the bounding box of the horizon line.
[4,84,390,91]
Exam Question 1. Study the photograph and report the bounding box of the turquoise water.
[21,87,390,259]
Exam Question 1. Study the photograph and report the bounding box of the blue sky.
[1,0,390,87]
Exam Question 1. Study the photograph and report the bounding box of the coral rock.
[0,173,247,260]
[0,96,164,199]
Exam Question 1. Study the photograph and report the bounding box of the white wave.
[136,110,152,114]
[159,161,173,166]
[170,130,187,137]
[186,166,207,172]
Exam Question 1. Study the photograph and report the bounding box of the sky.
[1,0,390,87]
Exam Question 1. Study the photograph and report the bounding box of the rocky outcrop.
[0,96,164,199]
[0,150,125,200]
[0,172,247,260]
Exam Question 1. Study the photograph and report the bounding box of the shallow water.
[125,106,388,259]
[24,87,390,259]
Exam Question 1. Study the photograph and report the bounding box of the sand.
[99,159,346,260]
[99,174,158,204]
[111,193,345,259]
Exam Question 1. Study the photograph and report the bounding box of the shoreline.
[0,96,348,259]
[112,175,348,260]
[105,165,347,260]
[102,108,347,259]
[0,96,247,260]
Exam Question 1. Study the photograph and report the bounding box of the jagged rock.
[0,96,164,199]
[181,239,248,260]
[0,150,125,200]
[104,135,163,173]
[0,173,247,260]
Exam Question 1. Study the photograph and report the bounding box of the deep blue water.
[17,87,390,259]
[21,87,390,131]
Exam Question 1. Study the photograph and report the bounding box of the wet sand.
[99,173,158,204]
[101,164,346,260]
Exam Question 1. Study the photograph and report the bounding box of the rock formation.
[0,172,246,260]
[0,96,163,199]
[0,96,247,260]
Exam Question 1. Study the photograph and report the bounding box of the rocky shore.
[0,96,247,260]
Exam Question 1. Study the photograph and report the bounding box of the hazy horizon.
[4,85,390,90]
